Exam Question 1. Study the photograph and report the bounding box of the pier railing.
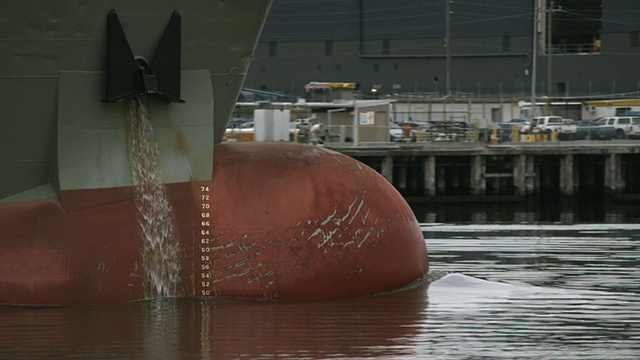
[223,123,567,145]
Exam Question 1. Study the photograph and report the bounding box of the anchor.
[104,9,185,103]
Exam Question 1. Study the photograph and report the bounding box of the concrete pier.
[423,156,436,197]
[560,154,573,196]
[327,141,640,203]
[604,154,623,194]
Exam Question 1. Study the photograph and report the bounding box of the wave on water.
[427,272,637,302]
[384,270,541,294]
[430,273,517,289]
[428,273,561,311]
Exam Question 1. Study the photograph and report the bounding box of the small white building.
[582,99,640,120]
[234,98,395,144]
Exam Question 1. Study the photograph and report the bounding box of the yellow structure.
[522,132,557,142]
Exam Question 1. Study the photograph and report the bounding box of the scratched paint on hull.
[200,142,428,302]
[0,142,428,305]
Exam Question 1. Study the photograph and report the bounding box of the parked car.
[397,121,439,140]
[396,120,433,131]
[631,117,640,139]
[503,118,529,129]
[494,119,529,141]
[226,117,252,129]
[522,116,577,137]
[292,117,315,127]
[560,119,580,140]
[594,116,640,139]
[224,121,255,141]
[425,121,471,141]
[575,120,617,140]
[389,123,416,142]
[289,121,302,136]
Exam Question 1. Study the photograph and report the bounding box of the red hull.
[0,142,428,305]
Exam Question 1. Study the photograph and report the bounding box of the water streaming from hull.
[128,97,181,297]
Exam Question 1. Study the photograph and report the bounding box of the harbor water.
[1,201,639,359]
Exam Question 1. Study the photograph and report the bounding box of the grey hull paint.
[0,1,273,201]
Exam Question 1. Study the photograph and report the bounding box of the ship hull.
[0,1,429,306]
[1,1,273,199]
[0,143,428,305]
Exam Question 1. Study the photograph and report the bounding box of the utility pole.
[546,1,553,97]
[445,0,452,96]
[530,0,539,120]
[546,1,561,97]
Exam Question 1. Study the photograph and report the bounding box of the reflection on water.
[1,204,639,359]
[412,200,640,224]
[0,288,429,359]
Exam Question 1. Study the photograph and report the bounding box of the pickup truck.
[522,116,578,139]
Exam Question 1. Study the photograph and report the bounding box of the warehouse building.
[244,0,639,99]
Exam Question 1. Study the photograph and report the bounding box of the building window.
[382,39,390,55]
[373,63,380,72]
[556,82,567,96]
[393,63,399,70]
[616,107,631,116]
[269,42,277,57]
[502,36,511,51]
[491,108,502,123]
[325,41,333,56]
[316,64,322,70]
[336,64,342,70]
[548,0,602,54]
[260,67,266,73]
[631,32,639,48]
